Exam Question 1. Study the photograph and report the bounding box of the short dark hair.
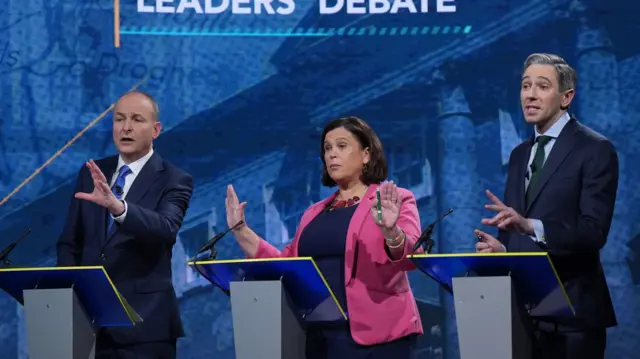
[320,116,388,187]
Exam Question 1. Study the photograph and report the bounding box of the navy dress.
[297,205,414,359]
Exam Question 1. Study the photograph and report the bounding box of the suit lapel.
[525,118,580,214]
[344,185,377,285]
[123,153,163,205]
[104,153,164,244]
[514,138,533,215]
[99,157,119,245]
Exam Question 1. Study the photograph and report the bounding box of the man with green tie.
[474,53,618,359]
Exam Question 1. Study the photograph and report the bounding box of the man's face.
[112,93,161,162]
[520,64,574,129]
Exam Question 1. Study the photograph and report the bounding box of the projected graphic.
[0,0,639,358]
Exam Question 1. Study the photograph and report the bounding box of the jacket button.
[101,253,106,260]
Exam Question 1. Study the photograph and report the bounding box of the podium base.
[230,280,306,359]
[24,288,96,359]
[453,276,532,359]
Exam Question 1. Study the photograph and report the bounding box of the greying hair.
[117,90,160,122]
[523,53,577,93]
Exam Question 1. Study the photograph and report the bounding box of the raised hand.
[75,160,124,215]
[225,184,247,230]
[370,181,402,232]
[481,189,533,235]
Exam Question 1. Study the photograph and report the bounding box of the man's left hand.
[75,160,125,216]
[481,189,533,235]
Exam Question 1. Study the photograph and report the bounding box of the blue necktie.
[107,165,132,234]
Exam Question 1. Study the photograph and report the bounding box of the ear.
[561,89,575,109]
[362,147,371,165]
[153,121,162,139]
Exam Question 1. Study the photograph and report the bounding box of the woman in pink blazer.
[225,116,424,358]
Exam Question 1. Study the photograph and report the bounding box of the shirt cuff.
[112,200,127,223]
[528,219,545,243]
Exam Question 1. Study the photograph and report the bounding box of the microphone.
[114,185,124,196]
[0,228,32,265]
[411,209,454,254]
[195,220,245,257]
[191,221,245,297]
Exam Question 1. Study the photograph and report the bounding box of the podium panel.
[189,257,346,359]
[0,266,141,359]
[230,280,306,359]
[0,266,140,326]
[190,257,347,322]
[452,276,533,359]
[24,288,96,359]
[409,253,574,359]
[409,252,574,317]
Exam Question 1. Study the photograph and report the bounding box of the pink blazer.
[252,184,424,345]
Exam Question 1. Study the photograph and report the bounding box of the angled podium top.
[188,257,347,322]
[408,252,575,318]
[0,266,142,327]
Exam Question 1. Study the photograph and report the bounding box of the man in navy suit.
[57,90,194,359]
[475,53,618,359]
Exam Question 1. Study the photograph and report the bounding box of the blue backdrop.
[0,0,639,358]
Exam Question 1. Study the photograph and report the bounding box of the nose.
[122,118,133,131]
[525,86,538,100]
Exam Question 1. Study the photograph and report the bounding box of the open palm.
[75,160,117,208]
[370,181,401,230]
[225,184,247,229]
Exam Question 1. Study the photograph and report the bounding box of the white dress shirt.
[110,148,155,223]
[525,112,571,244]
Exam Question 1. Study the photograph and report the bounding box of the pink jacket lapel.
[344,184,379,285]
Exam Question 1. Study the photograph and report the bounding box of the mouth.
[524,105,540,115]
[329,164,341,170]
[120,137,134,144]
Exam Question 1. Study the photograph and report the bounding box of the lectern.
[408,252,574,359]
[0,266,142,359]
[189,257,346,359]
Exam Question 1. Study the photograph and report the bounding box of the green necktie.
[525,135,552,207]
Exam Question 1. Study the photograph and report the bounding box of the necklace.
[328,195,361,211]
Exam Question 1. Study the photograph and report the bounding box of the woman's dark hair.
[320,116,388,187]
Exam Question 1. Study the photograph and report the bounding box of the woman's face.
[323,127,370,185]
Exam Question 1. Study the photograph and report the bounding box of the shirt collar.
[116,148,154,176]
[535,112,570,140]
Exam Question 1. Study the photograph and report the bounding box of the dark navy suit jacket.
[56,152,194,344]
[500,117,618,329]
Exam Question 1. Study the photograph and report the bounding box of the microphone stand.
[190,222,245,297]
[411,208,454,254]
[409,211,454,293]
[192,255,230,297]
[412,229,453,293]
[0,228,31,268]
